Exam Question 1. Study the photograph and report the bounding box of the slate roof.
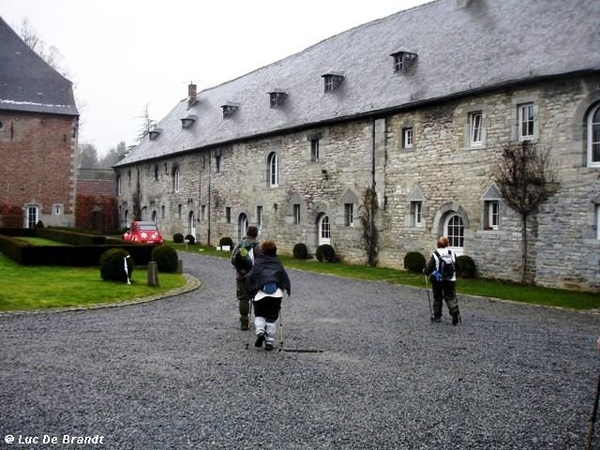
[0,16,78,116]
[116,0,600,167]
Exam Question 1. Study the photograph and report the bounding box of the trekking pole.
[586,372,600,450]
[278,305,284,352]
[425,275,433,322]
[245,300,253,350]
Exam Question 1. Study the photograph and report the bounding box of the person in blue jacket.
[244,240,291,351]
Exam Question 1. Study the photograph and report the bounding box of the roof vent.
[269,90,287,108]
[221,102,240,118]
[149,128,162,140]
[181,114,198,129]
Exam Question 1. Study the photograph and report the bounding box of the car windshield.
[139,224,158,231]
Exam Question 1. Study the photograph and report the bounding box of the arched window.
[189,211,196,237]
[151,210,158,223]
[588,103,600,168]
[445,214,464,251]
[268,152,279,187]
[318,214,331,246]
[172,165,180,193]
[238,213,249,241]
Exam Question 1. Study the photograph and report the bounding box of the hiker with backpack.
[423,236,461,325]
[244,240,291,351]
[231,225,260,330]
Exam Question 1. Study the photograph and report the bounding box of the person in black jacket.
[244,240,291,351]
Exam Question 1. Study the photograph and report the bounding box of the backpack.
[432,250,456,282]
[232,241,257,275]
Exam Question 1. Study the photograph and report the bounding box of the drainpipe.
[371,116,376,190]
[207,149,212,246]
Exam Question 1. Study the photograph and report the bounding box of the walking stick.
[278,306,284,351]
[586,373,600,450]
[425,275,433,322]
[245,300,253,350]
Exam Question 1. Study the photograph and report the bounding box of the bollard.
[178,259,183,274]
[147,261,159,287]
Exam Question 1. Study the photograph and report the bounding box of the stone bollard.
[147,261,159,287]
[178,259,183,274]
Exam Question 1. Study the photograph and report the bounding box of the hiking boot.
[240,316,249,331]
[265,343,273,351]
[255,332,265,348]
[452,312,460,326]
[432,315,441,323]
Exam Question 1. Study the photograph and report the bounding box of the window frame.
[268,152,279,187]
[484,200,500,230]
[469,111,483,146]
[311,139,320,162]
[344,203,354,227]
[173,166,180,193]
[293,204,301,225]
[403,127,414,149]
[410,201,423,227]
[588,103,600,168]
[518,102,535,141]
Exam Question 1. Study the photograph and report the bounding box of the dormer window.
[149,128,162,140]
[391,49,418,73]
[269,90,287,108]
[322,72,344,92]
[181,114,197,129]
[222,102,239,118]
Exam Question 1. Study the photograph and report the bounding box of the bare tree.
[137,104,156,142]
[493,141,558,283]
[19,19,69,77]
[360,186,379,267]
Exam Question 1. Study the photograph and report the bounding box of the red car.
[122,221,164,244]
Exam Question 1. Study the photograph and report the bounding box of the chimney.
[187,82,197,108]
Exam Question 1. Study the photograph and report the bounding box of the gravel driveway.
[1,252,599,449]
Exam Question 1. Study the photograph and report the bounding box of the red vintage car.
[122,221,164,244]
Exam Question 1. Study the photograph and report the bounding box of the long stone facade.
[115,0,600,292]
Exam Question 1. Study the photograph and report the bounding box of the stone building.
[0,16,79,228]
[114,0,600,291]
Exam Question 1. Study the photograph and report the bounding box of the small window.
[518,103,535,140]
[344,203,354,227]
[403,128,414,149]
[225,207,232,223]
[410,201,423,227]
[484,200,500,230]
[149,128,162,140]
[161,205,166,219]
[257,206,263,226]
[154,164,159,181]
[178,204,182,219]
[311,139,320,162]
[469,111,483,146]
[181,114,197,129]
[587,103,600,168]
[173,166,180,193]
[116,175,122,196]
[269,91,287,108]
[53,204,62,215]
[322,72,344,92]
[215,155,221,173]
[391,50,418,73]
[201,205,206,222]
[293,204,301,225]
[596,205,600,240]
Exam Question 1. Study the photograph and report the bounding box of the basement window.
[391,49,418,74]
[322,72,345,92]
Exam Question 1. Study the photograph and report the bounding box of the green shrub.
[152,245,179,273]
[316,244,336,263]
[185,234,195,244]
[219,236,234,248]
[173,233,184,243]
[457,255,477,278]
[100,248,134,282]
[293,243,309,260]
[404,251,426,274]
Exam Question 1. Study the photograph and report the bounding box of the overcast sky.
[0,0,430,155]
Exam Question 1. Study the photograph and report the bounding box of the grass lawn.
[0,254,187,312]
[174,242,600,311]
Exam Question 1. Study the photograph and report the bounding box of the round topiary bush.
[316,244,336,263]
[173,233,184,243]
[220,236,234,248]
[185,234,196,245]
[293,243,309,260]
[404,251,426,274]
[100,248,134,282]
[457,255,477,278]
[152,245,179,273]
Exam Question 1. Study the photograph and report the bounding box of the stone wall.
[116,74,600,291]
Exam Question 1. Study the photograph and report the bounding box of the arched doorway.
[317,214,331,246]
[189,211,196,238]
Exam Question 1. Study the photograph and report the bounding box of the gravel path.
[1,252,599,449]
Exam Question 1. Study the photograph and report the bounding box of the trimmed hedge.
[457,255,477,278]
[293,243,309,260]
[316,244,336,263]
[100,248,134,282]
[404,251,426,274]
[152,245,179,273]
